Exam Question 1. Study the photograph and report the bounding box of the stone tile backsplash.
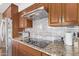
[25,18,79,41]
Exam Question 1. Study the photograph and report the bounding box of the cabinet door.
[12,43,16,56]
[19,43,41,56]
[19,17,32,28]
[25,19,32,28]
[63,4,78,25]
[5,7,11,18]
[19,17,25,28]
[18,48,31,56]
[49,3,62,26]
[78,4,79,24]
[44,3,49,12]
[12,40,19,56]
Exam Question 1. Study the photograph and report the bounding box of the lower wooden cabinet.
[18,42,41,56]
[12,40,49,56]
[12,40,19,56]
[18,49,31,56]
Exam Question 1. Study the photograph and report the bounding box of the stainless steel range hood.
[23,7,48,20]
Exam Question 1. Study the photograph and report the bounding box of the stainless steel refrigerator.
[0,18,12,56]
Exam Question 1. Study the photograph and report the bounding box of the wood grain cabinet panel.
[19,17,25,28]
[3,7,11,18]
[78,4,79,24]
[3,3,19,38]
[62,3,78,25]
[19,17,32,28]
[48,3,78,26]
[49,3,62,26]
[3,4,18,18]
[12,43,16,56]
[18,50,31,56]
[19,43,41,56]
[12,40,19,56]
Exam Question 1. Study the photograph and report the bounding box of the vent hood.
[23,7,48,20]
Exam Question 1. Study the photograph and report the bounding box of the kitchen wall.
[25,18,79,41]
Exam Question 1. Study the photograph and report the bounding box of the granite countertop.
[13,37,79,56]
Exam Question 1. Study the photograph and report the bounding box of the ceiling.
[0,3,34,13]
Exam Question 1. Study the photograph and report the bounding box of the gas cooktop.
[20,38,52,48]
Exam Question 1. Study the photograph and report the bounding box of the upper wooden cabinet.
[49,3,78,26]
[3,4,18,18]
[62,4,78,25]
[3,4,19,38]
[18,3,48,29]
[49,3,62,26]
[19,17,32,28]
[3,7,11,18]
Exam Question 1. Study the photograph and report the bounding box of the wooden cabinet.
[3,3,19,38]
[62,3,78,25]
[78,4,79,24]
[3,4,18,18]
[18,3,50,29]
[12,40,19,56]
[44,3,49,12]
[12,40,49,56]
[12,13,19,38]
[12,40,41,56]
[18,42,41,56]
[49,3,78,26]
[48,3,62,26]
[3,7,11,18]
[19,17,32,28]
[4,7,11,18]
[18,50,31,56]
